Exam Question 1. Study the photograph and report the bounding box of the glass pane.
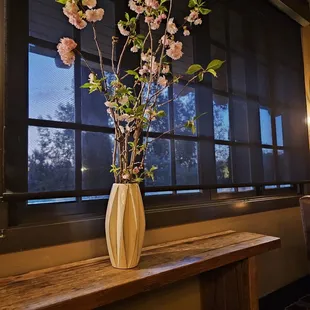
[217,188,235,193]
[231,55,246,95]
[262,148,275,182]
[28,197,76,205]
[229,11,244,52]
[82,132,113,190]
[81,62,115,127]
[233,98,248,142]
[278,150,290,181]
[28,126,75,192]
[238,187,254,192]
[175,140,199,185]
[215,144,231,184]
[259,107,273,145]
[275,115,284,146]
[145,139,171,186]
[213,95,230,141]
[257,64,269,102]
[29,0,72,43]
[209,4,226,45]
[29,45,75,122]
[211,46,228,92]
[233,146,251,183]
[81,0,115,60]
[174,84,196,136]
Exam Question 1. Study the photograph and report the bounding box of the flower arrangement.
[56,0,224,184]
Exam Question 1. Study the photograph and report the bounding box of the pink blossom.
[118,114,130,122]
[82,0,97,9]
[118,23,130,36]
[133,167,140,174]
[166,41,183,60]
[62,3,87,30]
[128,0,144,14]
[139,65,148,76]
[104,101,117,108]
[150,17,162,30]
[144,16,154,24]
[194,18,202,25]
[122,173,130,180]
[119,95,129,105]
[145,0,159,9]
[89,72,96,83]
[160,35,172,46]
[57,37,77,66]
[162,64,170,74]
[167,18,178,35]
[158,76,167,87]
[141,53,148,61]
[183,29,190,36]
[130,45,139,53]
[161,14,167,19]
[85,8,104,22]
[186,10,199,22]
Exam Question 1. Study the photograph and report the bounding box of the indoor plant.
[56,0,223,269]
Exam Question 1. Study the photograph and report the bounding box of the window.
[2,0,309,240]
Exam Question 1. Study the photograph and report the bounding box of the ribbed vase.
[105,183,145,269]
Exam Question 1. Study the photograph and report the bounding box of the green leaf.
[137,34,145,39]
[56,0,67,4]
[186,64,203,75]
[126,70,139,79]
[206,59,225,71]
[150,165,158,172]
[184,120,196,134]
[157,110,166,118]
[80,83,92,88]
[207,68,217,77]
[125,12,130,21]
[198,72,204,82]
[199,7,211,15]
[193,112,207,121]
[188,0,197,8]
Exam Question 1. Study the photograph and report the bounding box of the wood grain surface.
[0,230,280,310]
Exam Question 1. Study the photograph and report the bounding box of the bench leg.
[199,257,258,310]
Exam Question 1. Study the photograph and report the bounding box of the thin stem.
[117,37,130,75]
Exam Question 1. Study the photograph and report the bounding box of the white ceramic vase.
[105,183,145,269]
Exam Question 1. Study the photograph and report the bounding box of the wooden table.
[0,230,280,310]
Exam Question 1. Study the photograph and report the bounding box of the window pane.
[145,139,171,186]
[260,107,273,145]
[229,11,244,52]
[82,132,113,190]
[211,46,228,92]
[174,85,196,136]
[81,62,115,127]
[209,3,226,45]
[142,84,169,133]
[28,126,75,192]
[29,0,72,43]
[262,148,275,181]
[231,55,246,95]
[213,95,230,141]
[29,45,75,122]
[215,144,231,184]
[277,150,290,181]
[175,140,199,185]
[233,98,248,142]
[233,146,251,183]
[275,115,284,146]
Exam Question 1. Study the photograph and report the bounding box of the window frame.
[0,0,309,254]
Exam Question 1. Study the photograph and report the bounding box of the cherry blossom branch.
[117,37,130,75]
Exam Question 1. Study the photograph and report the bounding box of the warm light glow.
[81,166,88,172]
[234,201,247,209]
[307,117,310,125]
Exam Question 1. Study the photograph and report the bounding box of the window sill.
[0,194,300,254]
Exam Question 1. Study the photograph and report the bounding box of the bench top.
[0,230,280,310]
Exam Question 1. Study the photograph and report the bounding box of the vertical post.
[199,257,258,310]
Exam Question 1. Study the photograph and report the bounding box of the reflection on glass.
[280,184,292,188]
[145,191,173,196]
[142,84,169,133]
[229,10,244,52]
[238,187,254,192]
[213,95,230,141]
[265,185,277,189]
[209,4,226,45]
[231,55,246,95]
[176,189,201,194]
[233,98,248,142]
[28,126,75,192]
[217,188,235,193]
[174,84,196,136]
[215,144,231,183]
[175,140,199,185]
[82,132,113,190]
[259,107,273,145]
[28,197,76,205]
[276,115,284,146]
[29,45,75,122]
[262,148,275,181]
[81,63,115,127]
[278,150,289,181]
[145,138,171,186]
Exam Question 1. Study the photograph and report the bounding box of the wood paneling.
[0,230,280,310]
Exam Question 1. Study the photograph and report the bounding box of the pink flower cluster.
[57,37,77,66]
[144,13,166,30]
[62,0,104,29]
[185,10,202,25]
[145,0,159,9]
[166,41,183,60]
[128,0,144,14]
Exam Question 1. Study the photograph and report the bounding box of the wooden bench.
[0,230,280,310]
